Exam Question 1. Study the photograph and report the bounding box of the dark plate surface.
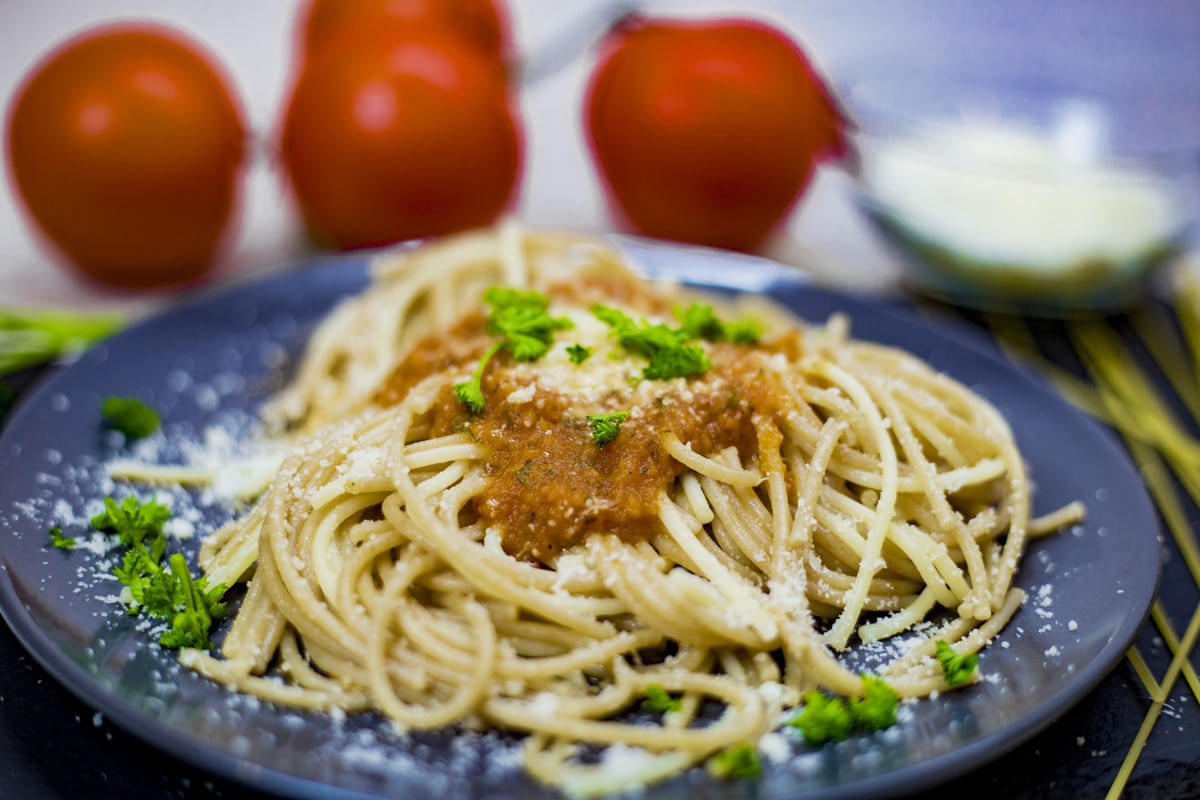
[0,240,1160,800]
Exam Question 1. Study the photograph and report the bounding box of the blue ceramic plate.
[0,240,1159,800]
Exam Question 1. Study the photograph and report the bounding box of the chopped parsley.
[723,319,763,345]
[101,395,161,439]
[565,343,592,364]
[592,302,760,382]
[675,303,762,345]
[674,303,725,341]
[47,524,76,550]
[150,554,228,650]
[92,495,226,650]
[786,674,900,745]
[643,684,683,714]
[850,674,901,730]
[591,304,710,381]
[676,303,758,345]
[641,343,710,381]
[788,689,854,745]
[91,495,170,556]
[586,410,629,447]
[935,640,979,687]
[483,287,574,361]
[454,341,502,415]
[454,288,573,413]
[706,743,762,780]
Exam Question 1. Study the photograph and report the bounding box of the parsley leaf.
[643,684,683,714]
[786,674,900,745]
[455,289,573,413]
[675,303,725,341]
[724,319,763,345]
[788,690,855,745]
[101,396,161,439]
[565,343,592,364]
[454,341,502,415]
[483,287,573,362]
[91,494,169,556]
[149,554,227,650]
[592,305,685,359]
[113,548,159,612]
[675,303,762,345]
[47,524,76,550]
[706,743,762,780]
[586,411,629,447]
[92,496,226,650]
[849,674,900,730]
[90,495,170,557]
[592,304,711,381]
[935,640,979,687]
[643,344,709,381]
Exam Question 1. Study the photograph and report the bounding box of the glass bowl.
[842,76,1199,316]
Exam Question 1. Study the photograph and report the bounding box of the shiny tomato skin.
[584,17,843,253]
[299,0,511,63]
[280,26,522,250]
[5,23,245,288]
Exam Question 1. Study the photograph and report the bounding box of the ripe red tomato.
[279,26,522,250]
[584,17,844,253]
[5,23,246,288]
[298,0,511,64]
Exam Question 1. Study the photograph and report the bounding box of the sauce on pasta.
[161,224,1084,797]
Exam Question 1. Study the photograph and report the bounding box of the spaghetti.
[178,223,1081,795]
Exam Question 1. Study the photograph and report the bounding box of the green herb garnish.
[849,674,901,730]
[674,303,726,341]
[642,343,710,381]
[148,553,227,650]
[92,495,225,649]
[675,303,762,345]
[454,288,573,413]
[48,524,76,550]
[786,674,900,745]
[586,410,629,447]
[706,743,762,780]
[454,341,502,415]
[643,684,683,714]
[91,495,170,556]
[101,396,161,439]
[935,640,979,687]
[592,301,760,382]
[788,689,855,745]
[723,319,763,345]
[591,304,710,381]
[565,343,592,364]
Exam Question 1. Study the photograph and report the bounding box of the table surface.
[3,2,1200,799]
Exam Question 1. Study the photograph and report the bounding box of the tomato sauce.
[374,287,796,563]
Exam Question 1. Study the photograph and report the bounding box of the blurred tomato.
[5,23,245,288]
[584,17,844,253]
[299,0,510,64]
[279,26,522,250]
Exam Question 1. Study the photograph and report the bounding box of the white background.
[0,0,1196,313]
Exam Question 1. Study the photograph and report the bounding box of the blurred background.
[2,5,1200,799]
[0,0,1197,313]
